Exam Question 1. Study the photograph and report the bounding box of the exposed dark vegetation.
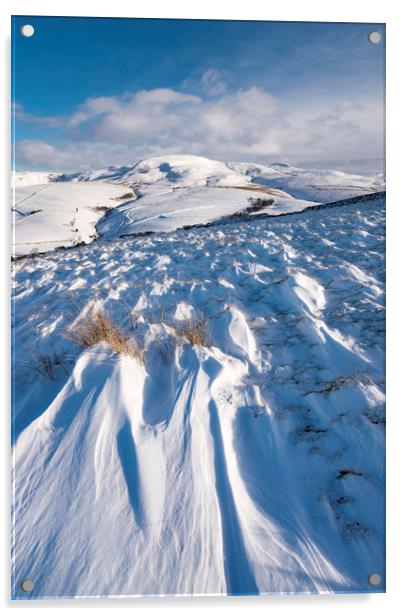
[295,424,328,442]
[363,406,386,425]
[116,192,135,200]
[222,197,274,221]
[336,469,364,480]
[92,205,113,212]
[335,495,356,505]
[343,521,371,539]
[34,352,69,380]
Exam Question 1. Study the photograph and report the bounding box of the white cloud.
[15,140,71,168]
[13,103,63,128]
[15,86,384,170]
[200,69,227,96]
[15,140,137,171]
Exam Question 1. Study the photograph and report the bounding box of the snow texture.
[13,155,384,256]
[11,158,385,597]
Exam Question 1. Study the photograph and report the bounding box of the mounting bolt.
[368,573,381,587]
[20,579,35,592]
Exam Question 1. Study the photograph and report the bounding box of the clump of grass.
[92,205,112,212]
[363,406,386,425]
[244,197,274,213]
[303,376,354,396]
[295,424,328,442]
[343,521,371,539]
[154,336,176,364]
[65,309,143,362]
[117,192,134,200]
[227,197,275,219]
[143,308,165,325]
[174,315,210,347]
[34,352,69,380]
[110,192,135,202]
[336,468,364,480]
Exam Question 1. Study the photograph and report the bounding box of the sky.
[12,16,385,171]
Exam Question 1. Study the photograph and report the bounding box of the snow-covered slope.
[62,155,384,201]
[12,182,133,256]
[96,186,317,240]
[228,161,384,202]
[61,154,253,187]
[12,195,385,598]
[12,155,384,254]
[12,171,62,187]
[65,154,384,204]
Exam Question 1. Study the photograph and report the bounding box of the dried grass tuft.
[174,315,210,347]
[65,309,143,362]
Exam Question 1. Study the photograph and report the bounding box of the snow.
[96,187,317,240]
[12,191,385,598]
[12,171,62,187]
[60,154,252,188]
[228,160,384,202]
[12,155,384,255]
[12,182,133,256]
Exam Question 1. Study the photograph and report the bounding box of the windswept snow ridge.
[12,195,385,598]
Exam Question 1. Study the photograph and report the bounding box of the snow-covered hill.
[63,154,252,187]
[12,171,62,187]
[12,182,132,256]
[12,193,385,598]
[12,155,384,255]
[57,155,384,201]
[228,160,384,202]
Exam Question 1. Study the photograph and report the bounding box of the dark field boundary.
[12,191,386,261]
[122,190,386,239]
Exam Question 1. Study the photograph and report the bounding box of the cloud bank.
[15,80,384,171]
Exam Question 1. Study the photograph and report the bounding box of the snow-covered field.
[13,155,384,255]
[11,166,385,598]
[12,182,132,256]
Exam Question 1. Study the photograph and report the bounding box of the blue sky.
[12,17,385,170]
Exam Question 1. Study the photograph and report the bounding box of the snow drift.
[12,192,385,598]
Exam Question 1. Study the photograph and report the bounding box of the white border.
[1,1,402,614]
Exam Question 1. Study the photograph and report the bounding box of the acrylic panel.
[11,16,386,599]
